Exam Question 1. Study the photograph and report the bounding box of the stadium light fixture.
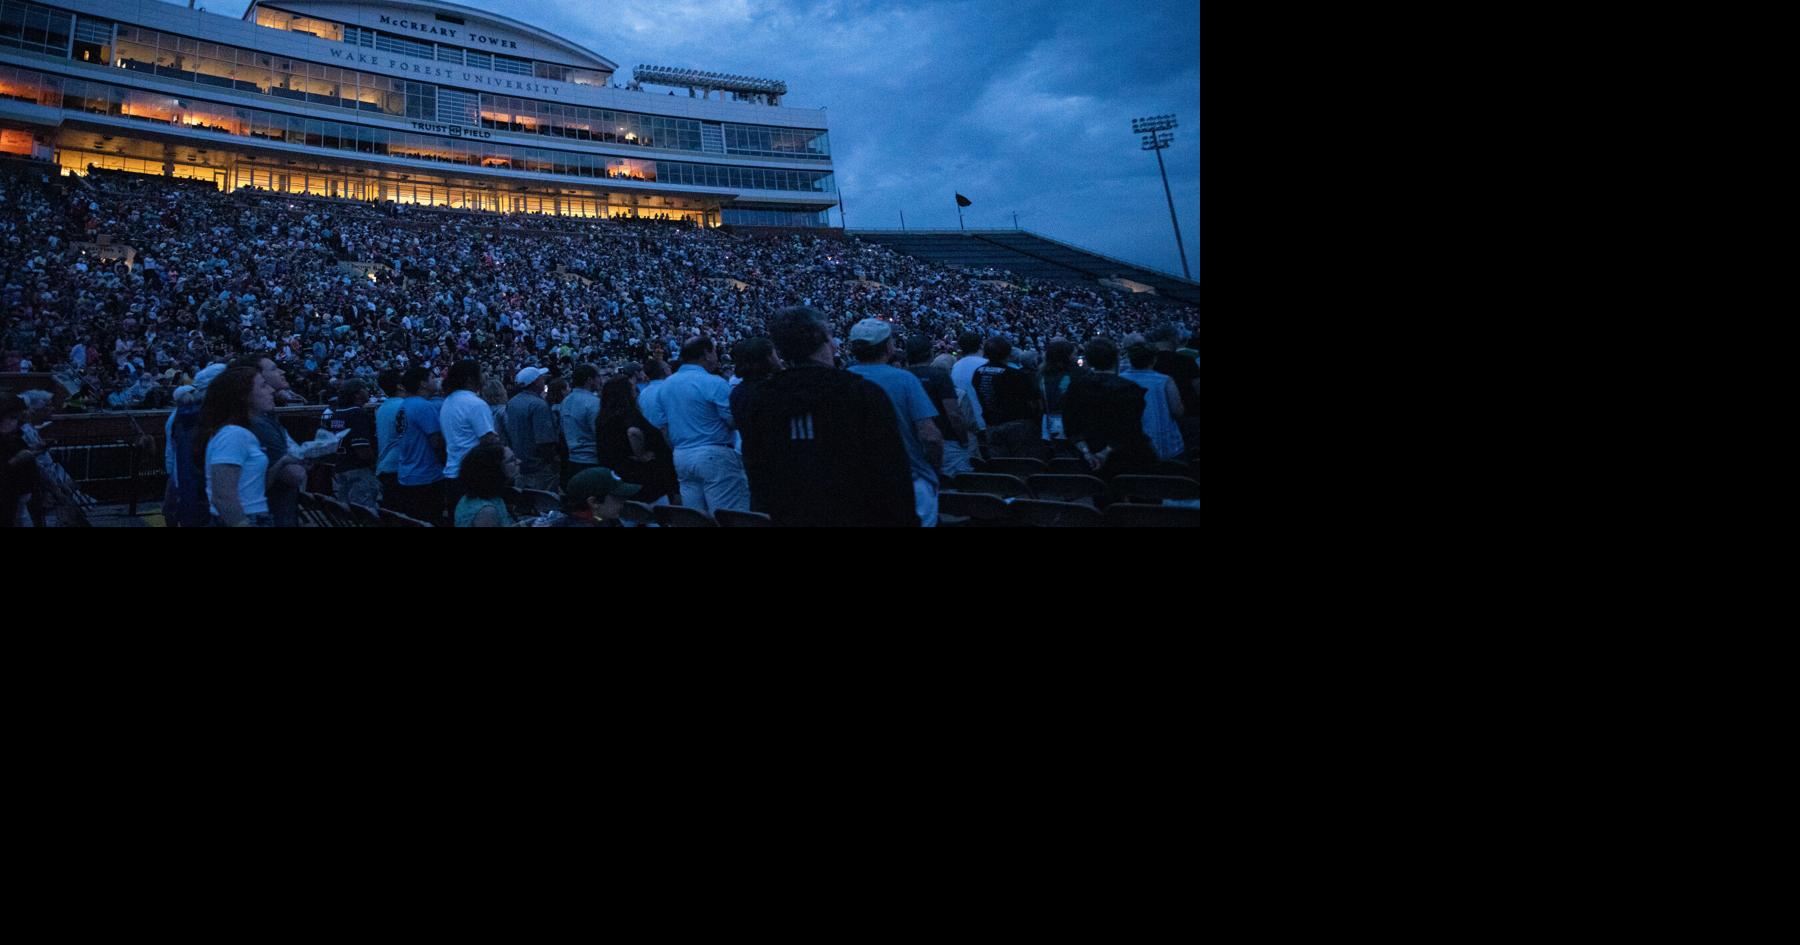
[633,64,788,101]
[1129,114,1191,281]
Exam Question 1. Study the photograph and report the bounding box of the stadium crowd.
[1,159,1199,527]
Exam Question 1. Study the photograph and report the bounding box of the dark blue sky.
[177,1,1200,278]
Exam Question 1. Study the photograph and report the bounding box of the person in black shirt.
[903,333,966,449]
[730,336,781,460]
[744,307,917,526]
[596,375,677,504]
[1148,324,1200,417]
[1148,324,1200,465]
[1061,339,1155,478]
[1038,339,1088,444]
[0,394,42,528]
[322,379,380,510]
[971,336,1043,458]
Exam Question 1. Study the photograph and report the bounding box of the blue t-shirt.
[375,396,405,475]
[395,396,443,486]
[848,363,940,488]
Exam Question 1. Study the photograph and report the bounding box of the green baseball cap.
[566,467,642,505]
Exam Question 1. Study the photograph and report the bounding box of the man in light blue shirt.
[652,337,749,514]
[374,368,405,495]
[560,364,602,486]
[845,319,945,527]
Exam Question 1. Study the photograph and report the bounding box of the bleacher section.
[849,230,1199,306]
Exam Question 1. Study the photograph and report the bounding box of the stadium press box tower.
[0,0,836,228]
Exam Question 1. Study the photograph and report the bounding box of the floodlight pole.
[1133,115,1192,280]
[1149,143,1190,280]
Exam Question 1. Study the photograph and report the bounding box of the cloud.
[166,0,1198,276]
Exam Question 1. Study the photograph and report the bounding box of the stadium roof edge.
[245,0,621,72]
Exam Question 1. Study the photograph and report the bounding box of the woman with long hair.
[595,374,676,504]
[194,365,291,527]
[1038,339,1086,445]
[453,442,518,528]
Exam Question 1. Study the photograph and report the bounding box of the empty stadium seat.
[1109,475,1201,505]
[1103,503,1200,528]
[937,491,1010,526]
[653,505,717,527]
[1008,499,1103,528]
[1027,474,1107,506]
[952,472,1033,500]
[1048,457,1092,476]
[620,501,656,526]
[983,457,1047,479]
[379,507,433,527]
[715,509,773,528]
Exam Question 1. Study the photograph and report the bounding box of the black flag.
[955,193,972,207]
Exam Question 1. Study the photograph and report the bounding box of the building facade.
[0,0,836,226]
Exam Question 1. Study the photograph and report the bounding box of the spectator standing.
[950,330,987,433]
[971,336,1043,458]
[1038,339,1087,445]
[596,374,676,505]
[1122,338,1185,462]
[904,334,967,471]
[636,358,670,427]
[931,353,979,479]
[647,336,748,515]
[322,378,380,510]
[0,394,40,528]
[559,364,602,485]
[231,355,307,526]
[847,319,945,527]
[504,366,560,492]
[728,336,779,458]
[165,363,226,529]
[391,366,446,525]
[373,368,405,499]
[744,307,916,527]
[439,360,499,519]
[1061,339,1155,478]
[480,378,510,445]
[197,366,293,527]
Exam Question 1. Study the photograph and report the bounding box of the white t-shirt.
[439,389,495,478]
[205,425,270,516]
[951,355,988,430]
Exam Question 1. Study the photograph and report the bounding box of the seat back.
[379,507,433,527]
[297,491,329,527]
[518,488,563,515]
[952,472,1033,499]
[1110,475,1201,504]
[1047,457,1092,476]
[1008,498,1103,527]
[715,509,774,528]
[1103,503,1201,528]
[984,457,1047,479]
[1027,473,1107,506]
[347,502,382,527]
[319,494,362,527]
[937,490,1010,524]
[620,500,656,525]
[653,504,717,527]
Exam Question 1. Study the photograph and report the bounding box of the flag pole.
[957,202,965,232]
[900,209,906,231]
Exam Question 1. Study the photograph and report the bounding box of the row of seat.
[297,491,433,527]
[299,488,1196,529]
[940,493,1198,528]
[950,473,1200,507]
[974,455,1201,479]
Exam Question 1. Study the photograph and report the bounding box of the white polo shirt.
[439,389,495,479]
